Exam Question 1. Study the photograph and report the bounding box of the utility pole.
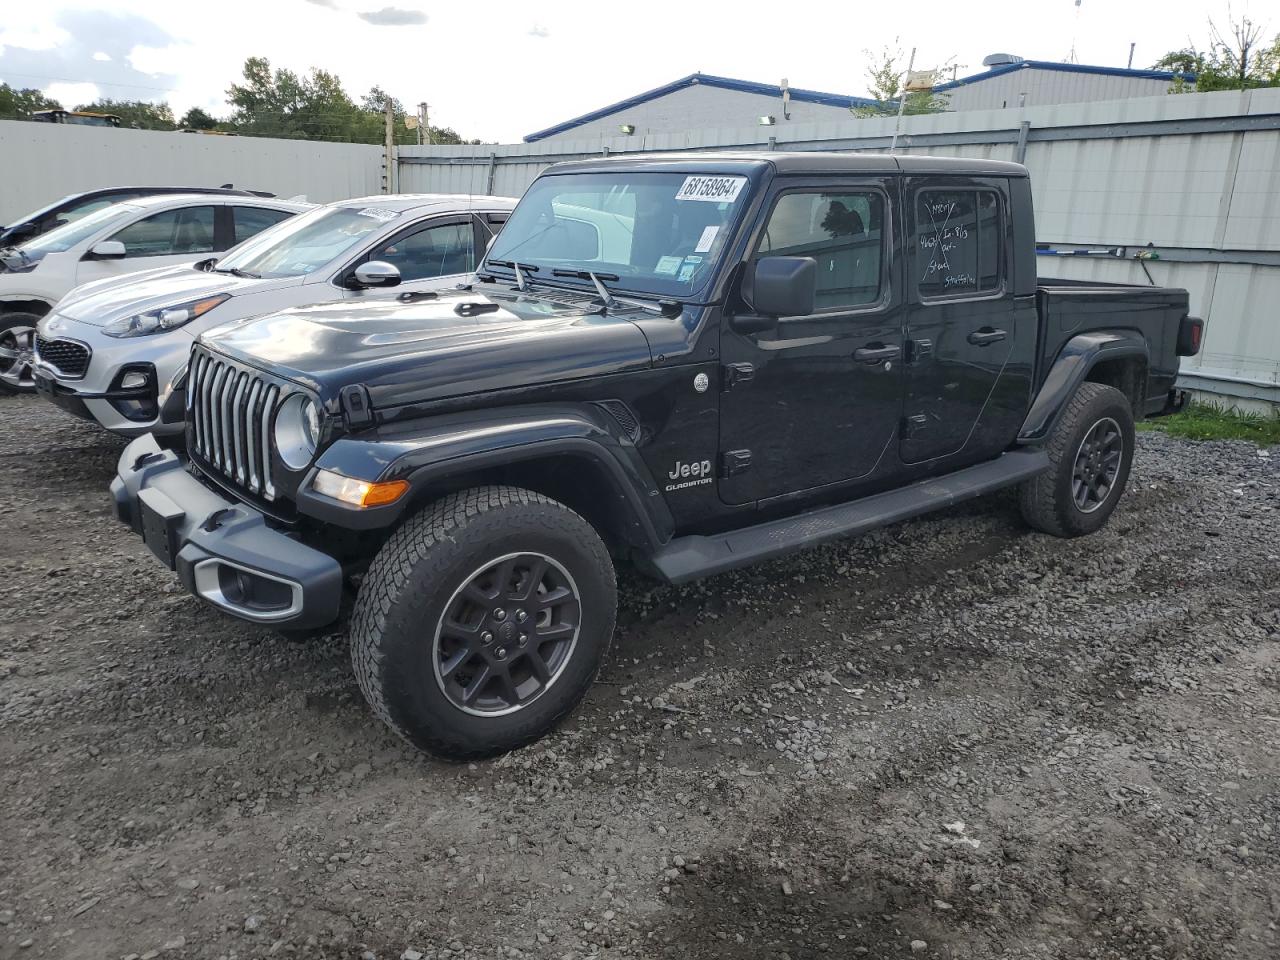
[384,97,397,194]
[418,102,430,146]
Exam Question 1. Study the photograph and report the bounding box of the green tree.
[854,46,950,118]
[0,83,62,120]
[224,58,472,144]
[75,98,176,130]
[1154,14,1280,91]
[178,106,219,130]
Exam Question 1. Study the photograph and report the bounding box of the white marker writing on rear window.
[675,176,746,203]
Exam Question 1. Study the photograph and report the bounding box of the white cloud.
[92,51,112,62]
[45,81,99,108]
[127,43,195,77]
[528,24,549,38]
[0,23,71,53]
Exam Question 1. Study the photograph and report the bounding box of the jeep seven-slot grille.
[187,348,282,500]
[35,335,91,379]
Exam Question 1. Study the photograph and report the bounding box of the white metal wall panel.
[944,71,1173,112]
[0,121,384,224]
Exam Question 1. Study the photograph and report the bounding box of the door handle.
[853,344,901,363]
[967,328,1007,346]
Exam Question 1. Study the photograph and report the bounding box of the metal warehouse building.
[524,59,1189,143]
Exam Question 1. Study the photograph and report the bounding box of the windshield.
[215,205,400,279]
[14,203,137,259]
[485,172,751,298]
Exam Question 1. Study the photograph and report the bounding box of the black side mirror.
[732,256,816,333]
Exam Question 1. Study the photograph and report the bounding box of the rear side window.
[232,206,294,245]
[916,190,1001,298]
[758,191,885,311]
[110,206,216,257]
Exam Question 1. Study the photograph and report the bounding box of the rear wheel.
[0,312,42,395]
[350,486,616,759]
[1019,382,1135,537]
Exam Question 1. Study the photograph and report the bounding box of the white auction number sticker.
[675,175,747,203]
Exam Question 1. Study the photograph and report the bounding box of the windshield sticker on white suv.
[355,207,400,222]
[675,175,747,203]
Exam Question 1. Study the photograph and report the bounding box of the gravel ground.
[1,393,1277,960]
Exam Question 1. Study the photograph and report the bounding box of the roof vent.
[982,53,1024,68]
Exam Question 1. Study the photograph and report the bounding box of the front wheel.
[350,486,616,759]
[0,312,43,395]
[1019,382,1135,537]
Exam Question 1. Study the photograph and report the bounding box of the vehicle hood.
[57,266,302,326]
[202,287,654,409]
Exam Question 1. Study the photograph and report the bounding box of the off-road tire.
[0,312,43,395]
[1019,382,1135,537]
[350,485,616,760]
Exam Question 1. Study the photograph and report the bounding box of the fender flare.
[0,293,55,311]
[1018,331,1149,444]
[296,402,674,550]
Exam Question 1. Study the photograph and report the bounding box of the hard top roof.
[546,151,1029,178]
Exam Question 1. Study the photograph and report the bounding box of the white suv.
[0,193,311,393]
[33,194,516,436]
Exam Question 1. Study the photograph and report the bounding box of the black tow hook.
[132,451,166,470]
[202,508,237,532]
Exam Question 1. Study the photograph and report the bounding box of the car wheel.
[0,312,43,395]
[350,485,616,760]
[1019,381,1135,537]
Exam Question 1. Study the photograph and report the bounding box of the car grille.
[187,346,285,501]
[35,335,91,379]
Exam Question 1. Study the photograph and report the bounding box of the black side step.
[646,449,1050,584]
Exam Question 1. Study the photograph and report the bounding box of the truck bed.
[1034,280,1190,416]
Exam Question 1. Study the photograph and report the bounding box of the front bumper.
[110,434,344,629]
[35,314,192,436]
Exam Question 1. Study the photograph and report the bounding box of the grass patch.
[1140,401,1280,446]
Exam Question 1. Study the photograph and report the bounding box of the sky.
[0,0,1268,143]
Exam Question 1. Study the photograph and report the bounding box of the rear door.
[718,177,904,504]
[900,179,1033,464]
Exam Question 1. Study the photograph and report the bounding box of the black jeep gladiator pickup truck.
[111,153,1203,758]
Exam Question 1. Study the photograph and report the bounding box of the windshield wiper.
[486,259,540,292]
[552,269,621,308]
[213,266,261,279]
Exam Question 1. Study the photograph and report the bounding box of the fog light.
[120,371,150,390]
[312,469,409,508]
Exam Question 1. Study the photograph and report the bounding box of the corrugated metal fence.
[0,121,384,224]
[400,87,1280,405]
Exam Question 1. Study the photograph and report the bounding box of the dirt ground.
[1,393,1277,960]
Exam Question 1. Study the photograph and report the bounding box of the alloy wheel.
[433,552,582,716]
[1072,416,1124,513]
[0,324,36,391]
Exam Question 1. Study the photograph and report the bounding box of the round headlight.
[274,394,320,471]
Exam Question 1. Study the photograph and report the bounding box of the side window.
[368,221,475,282]
[916,190,1002,298]
[232,206,294,245]
[758,191,885,311]
[57,194,136,226]
[109,206,216,258]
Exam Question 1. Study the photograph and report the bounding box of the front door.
[76,204,219,285]
[901,179,1032,464]
[719,179,903,505]
[341,216,476,300]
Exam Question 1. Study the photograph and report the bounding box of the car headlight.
[274,393,321,470]
[102,294,230,339]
